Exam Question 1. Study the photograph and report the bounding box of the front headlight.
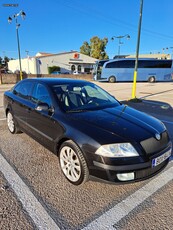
[95,143,139,157]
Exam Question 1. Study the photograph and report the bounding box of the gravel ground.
[115,180,173,230]
[0,172,35,230]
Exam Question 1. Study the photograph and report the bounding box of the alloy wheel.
[60,146,81,182]
[7,112,15,133]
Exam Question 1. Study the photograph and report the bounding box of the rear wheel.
[109,76,116,83]
[59,140,89,185]
[148,76,155,83]
[7,111,20,134]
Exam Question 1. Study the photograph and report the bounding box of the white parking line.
[0,153,60,230]
[0,118,6,121]
[83,163,173,230]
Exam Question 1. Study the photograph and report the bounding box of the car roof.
[21,78,89,86]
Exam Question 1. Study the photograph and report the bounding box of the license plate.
[152,149,171,167]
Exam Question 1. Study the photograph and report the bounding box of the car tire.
[7,111,20,134]
[148,76,155,83]
[59,140,89,185]
[109,76,116,83]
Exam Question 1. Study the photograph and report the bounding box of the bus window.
[138,60,172,68]
[105,60,135,68]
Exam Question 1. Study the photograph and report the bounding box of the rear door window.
[13,81,34,99]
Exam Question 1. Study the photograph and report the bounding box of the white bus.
[93,58,173,83]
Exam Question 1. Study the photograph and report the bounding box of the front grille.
[135,159,169,179]
[140,131,169,155]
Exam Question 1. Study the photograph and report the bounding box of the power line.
[59,0,173,41]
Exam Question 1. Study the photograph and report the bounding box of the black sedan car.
[3,78,172,185]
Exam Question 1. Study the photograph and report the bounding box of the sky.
[1,0,173,59]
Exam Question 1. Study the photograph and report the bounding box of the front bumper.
[88,146,172,183]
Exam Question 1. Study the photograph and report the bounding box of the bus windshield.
[93,60,109,81]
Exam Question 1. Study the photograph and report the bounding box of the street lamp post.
[8,10,26,81]
[111,34,130,57]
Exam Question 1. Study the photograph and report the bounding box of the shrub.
[48,66,60,74]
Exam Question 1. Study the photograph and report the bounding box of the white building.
[8,51,97,74]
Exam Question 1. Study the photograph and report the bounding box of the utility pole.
[131,0,144,99]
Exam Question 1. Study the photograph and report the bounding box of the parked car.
[73,71,80,75]
[3,78,172,185]
[0,69,13,74]
[14,70,27,75]
[51,71,61,75]
[6,70,13,74]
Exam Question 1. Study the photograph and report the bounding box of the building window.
[78,65,81,72]
[71,65,75,72]
[84,67,91,73]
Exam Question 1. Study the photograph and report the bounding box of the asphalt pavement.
[0,82,173,230]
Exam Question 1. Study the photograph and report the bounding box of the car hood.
[69,105,165,143]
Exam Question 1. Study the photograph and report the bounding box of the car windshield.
[52,82,120,112]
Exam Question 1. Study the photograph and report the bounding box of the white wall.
[8,58,36,74]
[37,54,71,74]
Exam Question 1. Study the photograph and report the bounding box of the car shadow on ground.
[121,99,173,116]
[140,87,173,97]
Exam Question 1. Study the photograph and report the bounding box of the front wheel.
[59,140,89,185]
[7,111,20,134]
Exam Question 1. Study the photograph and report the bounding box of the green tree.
[4,56,10,64]
[80,36,109,60]
[4,56,10,68]
[0,57,2,68]
[80,41,90,56]
[0,56,12,69]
